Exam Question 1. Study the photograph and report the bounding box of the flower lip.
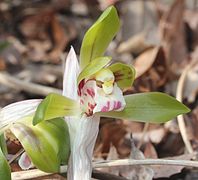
[79,78,126,116]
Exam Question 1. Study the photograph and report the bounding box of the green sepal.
[80,6,120,69]
[10,117,70,173]
[0,148,11,180]
[33,93,80,125]
[108,63,136,89]
[98,92,190,123]
[0,133,7,155]
[77,56,111,84]
[0,41,10,53]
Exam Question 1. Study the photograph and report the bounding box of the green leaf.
[10,117,70,173]
[0,148,11,180]
[77,56,111,84]
[33,93,80,125]
[0,134,7,155]
[108,63,136,89]
[0,41,10,53]
[80,6,120,69]
[98,92,190,123]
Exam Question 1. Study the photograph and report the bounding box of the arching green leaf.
[77,56,111,84]
[10,117,70,173]
[33,93,80,125]
[80,6,120,69]
[108,63,136,89]
[98,92,190,123]
[0,148,11,180]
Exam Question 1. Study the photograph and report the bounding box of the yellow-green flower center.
[95,68,115,95]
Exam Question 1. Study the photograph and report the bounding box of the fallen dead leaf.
[160,0,188,72]
[0,57,6,70]
[32,174,65,180]
[119,136,154,180]
[117,32,152,55]
[153,153,196,178]
[131,46,168,93]
[133,47,160,78]
[183,58,198,103]
[184,10,198,50]
[99,120,128,158]
[144,142,158,159]
[19,10,54,40]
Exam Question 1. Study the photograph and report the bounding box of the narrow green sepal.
[80,6,120,69]
[33,93,80,125]
[77,56,111,84]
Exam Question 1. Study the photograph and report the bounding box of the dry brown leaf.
[0,57,6,70]
[184,10,198,50]
[99,0,119,9]
[99,120,128,158]
[132,47,168,93]
[133,47,160,78]
[19,10,54,40]
[117,33,152,55]
[189,106,198,142]
[160,0,188,72]
[105,145,120,176]
[19,9,76,62]
[32,174,65,180]
[0,42,22,72]
[153,153,196,178]
[126,126,166,145]
[119,137,154,180]
[144,142,158,159]
[120,0,159,43]
[182,57,198,103]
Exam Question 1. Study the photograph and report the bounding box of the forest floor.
[1,0,198,179]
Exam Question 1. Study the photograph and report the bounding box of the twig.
[137,122,149,149]
[176,61,197,153]
[8,149,24,164]
[11,158,198,180]
[92,170,128,180]
[0,72,61,96]
[95,158,198,168]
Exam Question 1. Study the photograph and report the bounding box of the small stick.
[0,72,61,96]
[11,158,198,180]
[176,61,197,153]
[8,149,24,164]
[92,170,128,180]
[137,122,149,149]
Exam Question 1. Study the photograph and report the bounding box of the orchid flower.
[0,6,190,180]
[33,6,189,180]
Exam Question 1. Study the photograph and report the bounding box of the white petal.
[63,46,80,100]
[0,99,41,129]
[80,80,126,115]
[79,80,96,115]
[18,152,34,170]
[93,83,126,113]
[67,114,100,180]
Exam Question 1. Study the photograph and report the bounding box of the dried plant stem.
[11,158,198,180]
[137,122,149,149]
[0,72,61,96]
[8,149,24,164]
[176,61,197,153]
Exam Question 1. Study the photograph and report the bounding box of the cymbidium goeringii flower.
[0,6,190,180]
[32,56,135,124]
